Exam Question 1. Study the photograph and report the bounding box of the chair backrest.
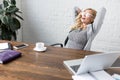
[83,7,106,50]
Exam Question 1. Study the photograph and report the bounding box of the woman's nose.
[82,14,86,17]
[81,12,86,17]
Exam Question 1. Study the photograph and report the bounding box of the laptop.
[63,53,120,75]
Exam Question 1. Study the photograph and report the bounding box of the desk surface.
[0,40,119,80]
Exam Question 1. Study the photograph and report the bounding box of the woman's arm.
[74,7,81,17]
[93,7,106,33]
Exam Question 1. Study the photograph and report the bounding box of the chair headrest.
[84,7,106,51]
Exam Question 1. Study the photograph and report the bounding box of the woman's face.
[80,10,94,25]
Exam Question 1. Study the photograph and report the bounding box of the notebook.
[0,50,21,64]
[63,52,120,75]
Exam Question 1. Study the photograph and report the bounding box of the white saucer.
[33,47,47,52]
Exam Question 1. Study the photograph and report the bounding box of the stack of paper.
[72,70,115,80]
[72,73,95,80]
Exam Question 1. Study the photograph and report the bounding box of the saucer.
[33,47,47,52]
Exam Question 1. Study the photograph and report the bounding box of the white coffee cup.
[35,42,44,49]
[34,42,47,51]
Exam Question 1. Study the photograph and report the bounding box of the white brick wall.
[22,0,76,44]
[21,0,120,52]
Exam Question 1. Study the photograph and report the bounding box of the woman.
[65,8,97,50]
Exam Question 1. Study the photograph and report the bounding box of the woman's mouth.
[81,18,85,21]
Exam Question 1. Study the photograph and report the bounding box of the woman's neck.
[81,23,87,29]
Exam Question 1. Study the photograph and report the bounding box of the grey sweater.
[65,24,93,50]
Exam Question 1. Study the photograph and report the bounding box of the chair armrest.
[50,43,63,47]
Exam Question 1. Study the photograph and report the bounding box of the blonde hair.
[71,8,97,30]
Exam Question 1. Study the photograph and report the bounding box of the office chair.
[51,7,106,50]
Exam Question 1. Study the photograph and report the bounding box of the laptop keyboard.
[70,65,80,72]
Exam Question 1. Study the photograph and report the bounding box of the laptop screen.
[76,53,120,75]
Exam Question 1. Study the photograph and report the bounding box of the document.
[0,42,12,50]
[72,73,96,80]
[72,70,115,80]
